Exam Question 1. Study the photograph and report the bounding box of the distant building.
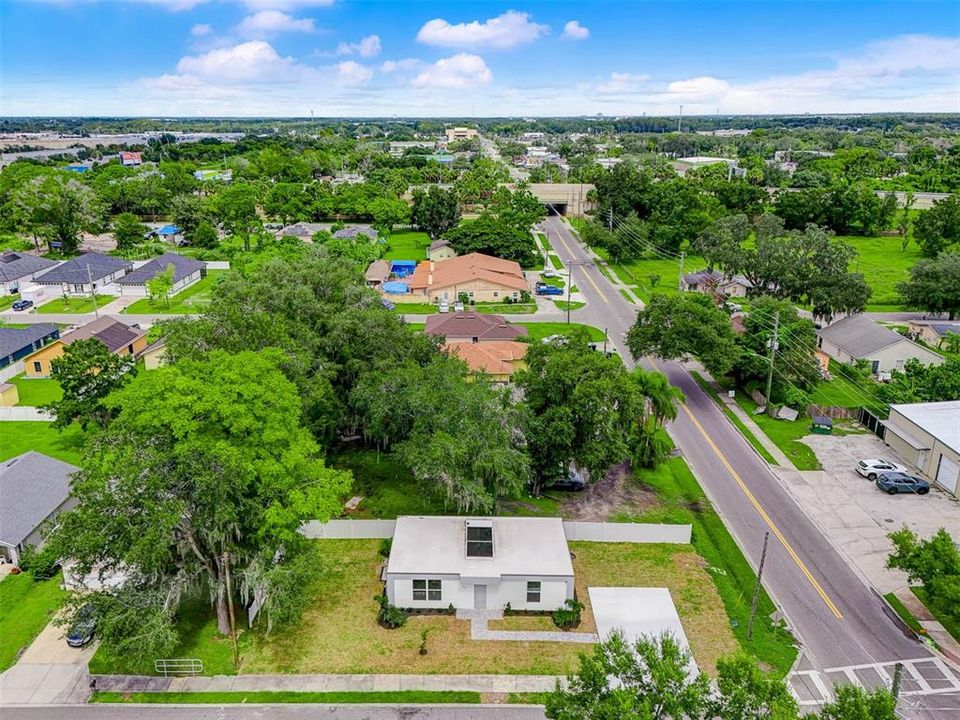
[116,253,205,297]
[389,140,435,157]
[883,401,960,498]
[427,239,457,262]
[408,253,528,304]
[907,320,960,349]
[443,340,528,382]
[425,312,528,342]
[193,168,232,182]
[145,224,184,245]
[364,259,391,288]
[32,252,131,296]
[332,226,379,241]
[119,151,142,167]
[426,152,455,165]
[816,315,943,377]
[65,162,92,173]
[595,157,622,169]
[445,127,478,142]
[680,269,752,298]
[276,222,327,241]
[0,324,60,370]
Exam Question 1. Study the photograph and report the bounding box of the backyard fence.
[0,406,51,421]
[299,519,691,544]
[204,261,231,270]
[0,361,24,383]
[806,405,860,420]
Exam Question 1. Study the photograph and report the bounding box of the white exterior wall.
[819,337,942,374]
[117,269,202,297]
[885,409,960,497]
[387,574,572,611]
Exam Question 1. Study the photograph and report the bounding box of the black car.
[66,604,97,647]
[548,467,588,491]
[11,299,33,311]
[875,471,930,495]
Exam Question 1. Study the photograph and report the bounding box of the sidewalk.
[94,672,564,695]
[894,587,960,666]
[560,220,641,306]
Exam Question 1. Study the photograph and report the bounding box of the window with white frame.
[466,523,494,557]
[526,581,541,603]
[413,579,442,601]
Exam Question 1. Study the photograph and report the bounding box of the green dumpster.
[810,415,833,435]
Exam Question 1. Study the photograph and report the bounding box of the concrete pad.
[588,587,696,674]
[19,621,97,665]
[372,674,402,692]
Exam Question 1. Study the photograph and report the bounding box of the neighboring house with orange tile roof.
[406,253,528,303]
[443,340,528,382]
[425,312,528,342]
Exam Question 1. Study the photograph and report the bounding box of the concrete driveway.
[772,433,960,594]
[0,619,96,705]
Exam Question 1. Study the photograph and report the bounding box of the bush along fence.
[300,519,692,544]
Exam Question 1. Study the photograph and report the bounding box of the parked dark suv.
[875,472,930,496]
[66,604,97,647]
[11,299,33,311]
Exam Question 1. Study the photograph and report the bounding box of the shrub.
[504,602,514,616]
[784,387,811,410]
[375,594,407,629]
[552,598,584,630]
[419,628,430,655]
[446,603,456,615]
[17,544,60,580]
[378,537,392,558]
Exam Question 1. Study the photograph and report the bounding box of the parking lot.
[773,432,960,594]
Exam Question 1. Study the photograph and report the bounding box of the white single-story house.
[0,451,79,565]
[385,516,575,611]
[883,401,960,498]
[680,269,752,298]
[31,252,132,296]
[816,315,943,376]
[115,253,205,297]
[0,251,58,295]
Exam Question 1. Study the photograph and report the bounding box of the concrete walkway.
[894,588,960,666]
[93,672,564,695]
[0,621,97,705]
[0,406,51,422]
[457,610,597,644]
[685,361,796,469]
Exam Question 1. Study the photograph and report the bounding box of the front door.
[473,584,487,610]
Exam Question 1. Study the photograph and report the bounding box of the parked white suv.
[856,458,907,480]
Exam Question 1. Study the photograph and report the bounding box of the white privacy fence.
[300,519,691,544]
[204,261,231,270]
[0,361,24,383]
[0,406,52,421]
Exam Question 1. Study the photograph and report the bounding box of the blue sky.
[2,1,958,116]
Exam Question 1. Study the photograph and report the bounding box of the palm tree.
[631,369,684,468]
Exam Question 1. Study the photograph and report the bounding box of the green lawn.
[913,587,960,643]
[92,691,482,704]
[89,597,240,677]
[0,293,21,311]
[809,374,883,411]
[621,457,798,676]
[0,422,85,465]
[841,235,920,311]
[0,571,67,672]
[9,375,62,406]
[392,303,439,314]
[516,322,605,342]
[619,288,636,304]
[122,271,226,315]
[475,303,537,314]
[539,274,564,288]
[548,254,564,270]
[690,372,778,465]
[383,231,431,261]
[37,295,116,314]
[594,249,702,304]
[733,395,820,470]
[329,448,448,519]
[883,592,927,637]
[554,300,585,312]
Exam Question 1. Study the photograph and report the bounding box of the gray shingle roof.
[0,252,58,283]
[817,315,904,357]
[333,226,378,240]
[0,451,78,548]
[33,252,131,285]
[117,253,204,285]
[0,324,59,361]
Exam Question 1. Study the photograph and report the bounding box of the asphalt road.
[539,216,958,714]
[0,705,546,720]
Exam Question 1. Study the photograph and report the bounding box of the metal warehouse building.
[883,401,960,498]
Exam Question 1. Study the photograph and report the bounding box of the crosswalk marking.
[788,657,960,706]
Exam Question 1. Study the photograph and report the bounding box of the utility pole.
[607,207,613,232]
[892,662,904,701]
[764,311,780,408]
[565,263,572,325]
[87,264,100,319]
[747,531,770,640]
[603,327,608,355]
[677,104,683,133]
[678,252,685,292]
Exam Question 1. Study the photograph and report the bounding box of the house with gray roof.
[680,269,752,298]
[116,253,205,297]
[0,451,79,565]
[333,225,379,241]
[31,252,132,296]
[275,222,327,241]
[0,324,60,370]
[0,251,58,295]
[817,314,943,376]
[907,320,960,350]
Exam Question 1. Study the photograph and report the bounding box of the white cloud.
[666,76,731,98]
[236,10,314,37]
[190,23,212,37]
[175,40,311,83]
[411,53,492,87]
[336,60,374,86]
[595,72,650,94]
[335,35,381,58]
[416,11,547,50]
[380,58,422,74]
[561,20,589,40]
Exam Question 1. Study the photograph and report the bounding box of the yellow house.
[141,338,168,370]
[24,316,149,378]
[0,383,19,407]
[427,239,457,262]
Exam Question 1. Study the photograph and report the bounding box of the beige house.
[0,383,18,407]
[406,253,528,304]
[443,340,528,383]
[680,269,752,298]
[141,338,168,370]
[907,321,960,349]
[816,315,943,376]
[24,316,149,378]
[427,239,457,262]
[883,401,960,498]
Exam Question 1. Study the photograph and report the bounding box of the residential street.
[0,705,547,720]
[538,215,960,717]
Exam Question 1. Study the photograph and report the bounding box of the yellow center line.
[678,401,844,620]
[551,229,609,303]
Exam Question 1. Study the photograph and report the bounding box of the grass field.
[9,375,62,406]
[235,538,736,676]
[733,395,820,470]
[0,572,66,672]
[809,373,884,411]
[37,295,116,314]
[594,249,703,304]
[123,271,227,314]
[841,235,920,311]
[0,422,85,464]
[329,448,448,519]
[913,587,960,643]
[0,293,21,311]
[554,300,585,312]
[383,231,431,261]
[548,254,564,270]
[620,457,798,675]
[516,322,605,342]
[392,303,439,314]
[475,303,537,314]
[92,691,482,704]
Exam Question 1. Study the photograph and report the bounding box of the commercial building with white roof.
[385,516,575,611]
[883,401,960,497]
